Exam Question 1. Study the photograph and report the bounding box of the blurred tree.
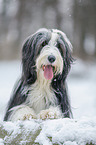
[73,0,96,58]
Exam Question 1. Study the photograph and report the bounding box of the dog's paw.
[38,107,62,120]
[18,107,37,120]
[23,113,37,120]
[9,105,37,121]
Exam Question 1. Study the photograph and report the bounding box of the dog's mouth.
[41,65,56,80]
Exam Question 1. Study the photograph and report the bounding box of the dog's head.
[22,28,73,85]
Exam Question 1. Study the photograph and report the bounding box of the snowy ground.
[0,59,96,144]
[0,117,96,144]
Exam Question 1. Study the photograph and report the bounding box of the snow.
[35,117,96,144]
[0,61,21,120]
[67,59,96,119]
[0,59,96,144]
[0,117,96,144]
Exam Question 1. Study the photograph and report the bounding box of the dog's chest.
[27,82,57,114]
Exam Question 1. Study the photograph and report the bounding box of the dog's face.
[36,31,64,81]
[22,28,73,85]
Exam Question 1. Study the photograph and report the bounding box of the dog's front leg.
[37,106,63,120]
[9,105,36,121]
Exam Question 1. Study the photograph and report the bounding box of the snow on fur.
[0,117,96,144]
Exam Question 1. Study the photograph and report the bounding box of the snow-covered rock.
[0,117,96,145]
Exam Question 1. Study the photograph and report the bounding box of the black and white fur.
[4,28,73,121]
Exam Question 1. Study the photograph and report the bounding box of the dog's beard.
[36,46,63,81]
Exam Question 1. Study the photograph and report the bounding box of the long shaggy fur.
[4,28,73,121]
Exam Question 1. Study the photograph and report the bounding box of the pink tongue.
[44,65,53,80]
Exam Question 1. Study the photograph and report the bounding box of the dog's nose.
[48,55,56,63]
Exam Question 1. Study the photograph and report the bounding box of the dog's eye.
[36,40,48,56]
[57,42,64,57]
[42,41,48,47]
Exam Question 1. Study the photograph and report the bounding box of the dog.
[4,28,73,121]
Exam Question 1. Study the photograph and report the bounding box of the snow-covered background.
[68,59,96,119]
[0,59,96,144]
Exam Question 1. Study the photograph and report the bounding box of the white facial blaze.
[49,32,58,46]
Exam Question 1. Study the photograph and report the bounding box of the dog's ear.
[22,34,37,85]
[21,29,50,85]
[57,32,73,82]
[62,38,73,81]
